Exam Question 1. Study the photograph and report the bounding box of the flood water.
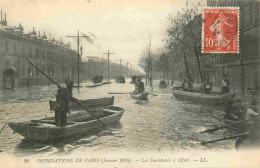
[0,79,236,157]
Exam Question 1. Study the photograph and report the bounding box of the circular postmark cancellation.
[202,7,239,53]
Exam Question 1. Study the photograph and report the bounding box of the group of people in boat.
[91,75,103,84]
[181,73,230,94]
[224,99,259,121]
[134,77,145,94]
[54,78,75,127]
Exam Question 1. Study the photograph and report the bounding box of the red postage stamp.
[202,7,239,53]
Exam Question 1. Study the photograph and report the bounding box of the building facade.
[207,0,260,92]
[0,11,78,89]
[173,0,259,93]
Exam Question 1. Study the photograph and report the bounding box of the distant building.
[0,10,78,89]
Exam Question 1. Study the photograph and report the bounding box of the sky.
[1,0,205,71]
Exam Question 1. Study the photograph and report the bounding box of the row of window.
[244,2,258,28]
[0,37,76,61]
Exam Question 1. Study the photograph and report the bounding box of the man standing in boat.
[65,78,75,97]
[55,87,70,127]
[221,74,230,93]
[202,78,213,94]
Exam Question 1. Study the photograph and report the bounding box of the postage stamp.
[202,7,239,53]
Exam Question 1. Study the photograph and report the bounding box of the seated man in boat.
[202,79,213,94]
[182,78,189,91]
[134,78,140,94]
[138,78,145,93]
[246,100,259,120]
[224,99,247,121]
[55,87,71,127]
[221,74,230,94]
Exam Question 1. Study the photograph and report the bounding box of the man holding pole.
[55,87,70,127]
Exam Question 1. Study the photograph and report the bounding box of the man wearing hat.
[55,87,70,127]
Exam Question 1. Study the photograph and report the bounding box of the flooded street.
[0,80,235,157]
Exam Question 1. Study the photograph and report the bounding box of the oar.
[109,92,130,94]
[147,92,158,96]
[201,132,249,145]
[26,59,106,127]
[200,118,253,133]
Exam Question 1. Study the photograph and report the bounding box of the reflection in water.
[0,80,235,156]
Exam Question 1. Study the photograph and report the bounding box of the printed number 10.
[205,38,214,47]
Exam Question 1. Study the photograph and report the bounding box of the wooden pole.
[77,30,80,87]
[200,118,253,133]
[201,132,248,145]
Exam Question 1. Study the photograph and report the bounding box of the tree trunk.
[171,68,174,85]
[145,70,148,86]
[183,48,189,78]
[241,58,245,93]
[194,43,204,83]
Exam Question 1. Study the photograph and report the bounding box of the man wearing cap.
[221,74,230,94]
[246,100,259,120]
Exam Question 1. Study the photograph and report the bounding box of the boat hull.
[8,106,124,141]
[130,92,149,100]
[172,90,234,105]
[49,96,114,111]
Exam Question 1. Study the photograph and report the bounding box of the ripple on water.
[0,80,235,155]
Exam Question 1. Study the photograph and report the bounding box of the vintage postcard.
[0,0,259,168]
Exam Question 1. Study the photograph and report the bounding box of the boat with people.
[172,89,234,105]
[91,75,103,84]
[49,96,114,111]
[116,76,125,83]
[8,106,125,141]
[159,80,167,88]
[130,92,149,100]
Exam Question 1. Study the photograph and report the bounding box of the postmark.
[202,7,239,53]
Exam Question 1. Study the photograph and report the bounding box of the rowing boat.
[223,118,251,132]
[172,89,234,105]
[8,106,124,141]
[49,96,114,111]
[86,82,112,88]
[130,92,149,100]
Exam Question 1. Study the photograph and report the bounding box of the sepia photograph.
[0,0,259,167]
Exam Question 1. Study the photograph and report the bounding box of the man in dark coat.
[55,87,70,127]
[138,78,145,93]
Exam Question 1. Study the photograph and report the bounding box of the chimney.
[39,31,40,37]
[1,10,2,22]
[5,13,6,21]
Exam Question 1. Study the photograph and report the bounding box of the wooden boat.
[159,80,167,88]
[130,92,149,100]
[86,82,112,88]
[49,96,114,111]
[8,106,124,141]
[159,84,167,88]
[223,118,252,132]
[172,89,234,105]
[116,76,125,83]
